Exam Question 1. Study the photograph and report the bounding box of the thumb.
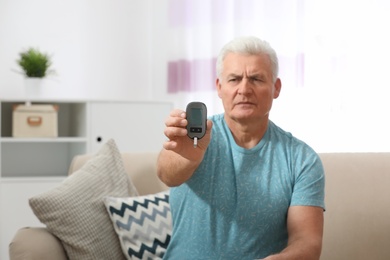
[203,119,213,143]
[206,119,213,133]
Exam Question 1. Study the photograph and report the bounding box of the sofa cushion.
[29,139,138,260]
[320,153,390,260]
[104,191,171,260]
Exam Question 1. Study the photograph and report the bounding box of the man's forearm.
[262,236,322,260]
[157,149,199,187]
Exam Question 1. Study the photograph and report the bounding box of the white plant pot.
[24,78,43,106]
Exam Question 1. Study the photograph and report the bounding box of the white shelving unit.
[1,101,88,177]
[0,99,173,260]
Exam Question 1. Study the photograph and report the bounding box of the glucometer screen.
[190,108,202,126]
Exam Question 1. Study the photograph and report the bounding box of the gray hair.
[216,36,279,82]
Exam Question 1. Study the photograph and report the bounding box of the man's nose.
[238,78,253,94]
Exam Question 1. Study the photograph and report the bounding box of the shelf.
[0,176,66,183]
[1,100,89,178]
[1,101,87,138]
[0,137,87,143]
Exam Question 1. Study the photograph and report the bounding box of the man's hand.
[163,109,212,163]
[157,109,213,187]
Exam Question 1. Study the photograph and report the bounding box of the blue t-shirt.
[163,114,325,260]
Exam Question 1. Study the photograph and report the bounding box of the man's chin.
[234,109,256,118]
[230,113,256,122]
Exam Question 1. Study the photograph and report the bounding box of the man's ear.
[273,78,282,99]
[216,78,222,98]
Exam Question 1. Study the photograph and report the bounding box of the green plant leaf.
[16,48,53,78]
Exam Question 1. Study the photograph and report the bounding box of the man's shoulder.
[268,120,294,140]
[209,113,226,132]
[209,113,224,123]
[269,120,318,154]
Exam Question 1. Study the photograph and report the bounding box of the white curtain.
[151,0,390,152]
[160,0,305,114]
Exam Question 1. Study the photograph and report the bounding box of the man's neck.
[225,116,269,149]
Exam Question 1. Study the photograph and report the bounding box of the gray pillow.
[29,139,138,260]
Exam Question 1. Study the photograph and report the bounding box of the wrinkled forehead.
[222,52,273,75]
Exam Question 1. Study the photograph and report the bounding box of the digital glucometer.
[186,102,207,148]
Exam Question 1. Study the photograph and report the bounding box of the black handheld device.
[186,102,207,140]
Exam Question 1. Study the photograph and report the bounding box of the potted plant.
[16,47,54,105]
[17,47,53,78]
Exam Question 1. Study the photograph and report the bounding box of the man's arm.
[263,206,324,260]
[157,109,213,187]
[157,149,200,187]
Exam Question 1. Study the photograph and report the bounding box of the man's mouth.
[236,101,255,106]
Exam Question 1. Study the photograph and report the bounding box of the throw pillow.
[29,139,138,260]
[104,191,172,260]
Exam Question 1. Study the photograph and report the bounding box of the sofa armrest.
[9,227,67,260]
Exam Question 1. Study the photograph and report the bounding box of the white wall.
[0,0,155,100]
[1,0,389,153]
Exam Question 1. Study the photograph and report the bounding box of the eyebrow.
[226,73,242,78]
[227,72,266,79]
[249,73,266,79]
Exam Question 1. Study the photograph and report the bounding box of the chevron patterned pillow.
[104,191,172,260]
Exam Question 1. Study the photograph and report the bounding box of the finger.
[170,109,186,118]
[165,109,187,127]
[162,140,178,150]
[164,126,187,139]
[206,119,213,131]
[203,119,213,138]
[165,116,187,128]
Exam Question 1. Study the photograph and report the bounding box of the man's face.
[216,52,281,124]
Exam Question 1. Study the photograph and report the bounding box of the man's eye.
[228,78,237,82]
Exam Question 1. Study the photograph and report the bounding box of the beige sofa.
[8,153,390,260]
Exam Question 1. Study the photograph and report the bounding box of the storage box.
[12,104,59,137]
